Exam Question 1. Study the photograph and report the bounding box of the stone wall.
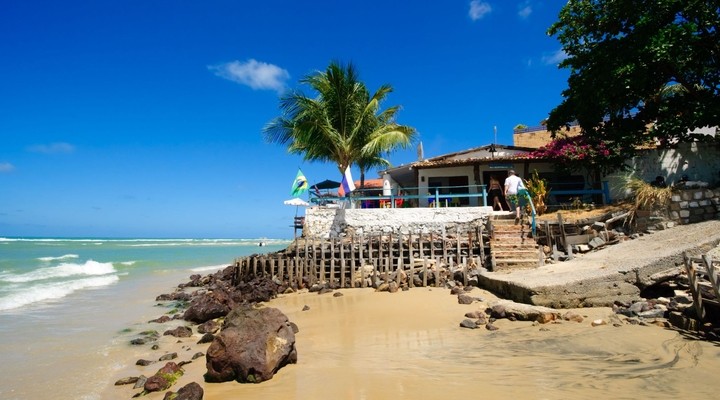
[304,206,494,239]
[669,187,720,224]
[512,125,582,149]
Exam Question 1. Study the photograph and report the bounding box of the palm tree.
[263,61,416,186]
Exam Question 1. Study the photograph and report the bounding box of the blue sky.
[0,0,570,239]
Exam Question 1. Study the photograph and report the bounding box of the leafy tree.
[263,61,416,188]
[546,0,720,150]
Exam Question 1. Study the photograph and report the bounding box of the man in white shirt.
[504,169,523,223]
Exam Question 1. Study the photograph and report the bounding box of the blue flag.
[290,169,308,197]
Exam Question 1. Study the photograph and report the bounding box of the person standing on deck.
[504,169,523,223]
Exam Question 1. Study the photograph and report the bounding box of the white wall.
[304,206,494,239]
[607,142,720,200]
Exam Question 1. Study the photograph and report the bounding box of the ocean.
[0,237,290,400]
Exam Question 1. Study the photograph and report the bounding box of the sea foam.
[0,275,120,311]
[37,254,80,262]
[0,260,116,283]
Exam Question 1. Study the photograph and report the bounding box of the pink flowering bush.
[528,135,625,175]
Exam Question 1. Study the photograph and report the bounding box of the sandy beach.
[107,286,720,400]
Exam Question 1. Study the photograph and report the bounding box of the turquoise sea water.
[0,237,289,312]
[0,237,290,400]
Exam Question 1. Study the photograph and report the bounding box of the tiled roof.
[412,153,545,168]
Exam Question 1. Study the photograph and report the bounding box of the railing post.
[434,188,439,208]
[602,181,611,204]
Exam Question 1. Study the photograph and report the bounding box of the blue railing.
[549,181,612,204]
[310,185,489,209]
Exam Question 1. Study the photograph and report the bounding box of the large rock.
[183,289,235,324]
[204,306,297,383]
[488,300,561,323]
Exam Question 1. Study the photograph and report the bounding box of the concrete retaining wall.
[304,206,494,239]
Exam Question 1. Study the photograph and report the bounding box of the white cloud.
[518,1,533,19]
[27,142,75,154]
[209,59,290,92]
[0,162,15,172]
[469,1,492,21]
[542,49,569,65]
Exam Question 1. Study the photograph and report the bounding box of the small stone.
[591,319,607,327]
[159,352,178,361]
[197,333,214,344]
[133,375,147,389]
[459,319,478,329]
[562,311,584,323]
[191,352,204,360]
[457,294,474,304]
[485,323,499,331]
[115,376,139,386]
[136,359,154,366]
[332,292,344,297]
[302,305,310,311]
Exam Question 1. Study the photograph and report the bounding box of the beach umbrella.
[284,198,310,206]
[313,179,341,190]
[284,197,309,218]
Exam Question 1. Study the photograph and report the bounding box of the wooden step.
[491,243,537,248]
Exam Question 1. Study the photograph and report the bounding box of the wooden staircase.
[489,214,541,271]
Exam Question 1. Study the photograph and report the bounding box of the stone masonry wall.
[669,187,720,225]
[304,206,494,239]
[512,125,582,149]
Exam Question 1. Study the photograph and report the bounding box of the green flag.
[290,169,308,197]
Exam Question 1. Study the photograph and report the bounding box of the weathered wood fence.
[683,252,720,321]
[234,226,486,289]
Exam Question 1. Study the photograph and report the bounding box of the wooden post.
[441,227,447,262]
[684,253,705,320]
[304,237,309,282]
[330,237,336,288]
[456,226,462,264]
[462,256,468,286]
[467,230,472,260]
[361,259,367,288]
[423,258,428,287]
[702,254,720,301]
[398,232,404,287]
[367,234,373,272]
[288,257,294,287]
[418,233,425,261]
[351,234,357,289]
[557,213,572,260]
[434,256,441,287]
[278,258,284,284]
[297,256,304,288]
[340,239,346,288]
[252,256,257,276]
[408,234,415,288]
[429,233,434,260]
[477,224,485,266]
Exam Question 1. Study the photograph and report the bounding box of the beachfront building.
[382,123,719,208]
[382,143,589,209]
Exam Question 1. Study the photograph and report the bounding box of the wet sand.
[108,287,720,400]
